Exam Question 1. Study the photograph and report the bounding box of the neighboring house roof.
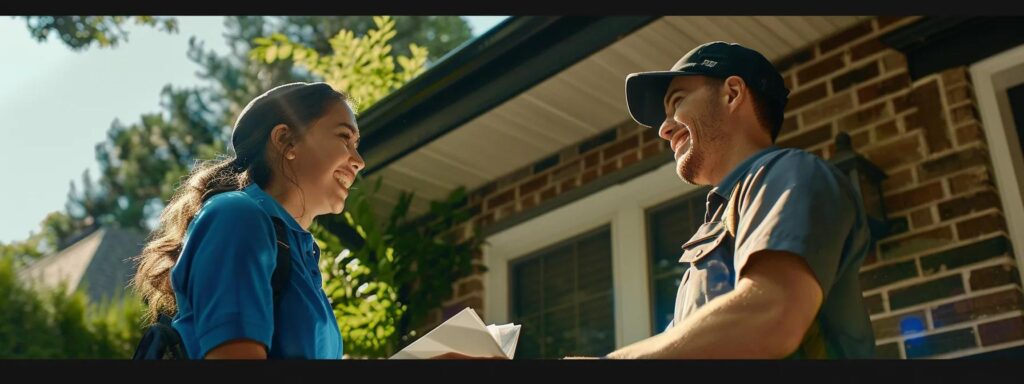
[356,16,870,220]
[18,227,147,303]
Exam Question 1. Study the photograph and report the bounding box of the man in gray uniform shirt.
[603,41,875,359]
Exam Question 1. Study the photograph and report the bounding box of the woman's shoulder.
[194,190,271,226]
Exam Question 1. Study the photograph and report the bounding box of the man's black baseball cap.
[625,41,790,133]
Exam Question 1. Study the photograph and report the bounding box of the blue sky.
[0,16,507,244]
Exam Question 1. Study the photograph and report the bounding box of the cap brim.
[625,71,702,128]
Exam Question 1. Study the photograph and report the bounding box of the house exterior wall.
[426,16,1024,359]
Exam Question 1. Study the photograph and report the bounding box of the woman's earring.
[286,152,296,160]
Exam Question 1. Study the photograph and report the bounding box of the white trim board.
[482,159,699,348]
[969,42,1024,285]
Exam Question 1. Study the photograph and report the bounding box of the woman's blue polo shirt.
[170,183,343,359]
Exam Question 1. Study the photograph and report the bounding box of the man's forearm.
[606,279,806,359]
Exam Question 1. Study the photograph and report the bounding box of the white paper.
[389,307,521,359]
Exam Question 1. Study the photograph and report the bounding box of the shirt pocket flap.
[678,221,727,264]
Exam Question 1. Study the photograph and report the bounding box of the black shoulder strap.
[132,313,187,360]
[269,217,292,305]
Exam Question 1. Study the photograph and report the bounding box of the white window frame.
[969,42,1024,283]
[482,161,698,348]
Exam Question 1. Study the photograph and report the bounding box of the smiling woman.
[132,82,365,359]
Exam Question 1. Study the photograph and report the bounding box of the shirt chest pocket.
[676,221,735,305]
[678,221,729,264]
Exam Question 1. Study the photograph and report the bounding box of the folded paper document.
[390,307,521,359]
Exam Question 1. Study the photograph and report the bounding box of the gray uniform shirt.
[667,145,876,358]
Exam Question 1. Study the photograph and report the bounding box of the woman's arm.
[205,339,268,359]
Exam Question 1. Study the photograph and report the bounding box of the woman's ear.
[269,124,294,159]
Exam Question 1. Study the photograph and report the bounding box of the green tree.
[18,16,178,51]
[0,256,145,358]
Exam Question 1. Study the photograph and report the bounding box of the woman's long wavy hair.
[131,82,348,322]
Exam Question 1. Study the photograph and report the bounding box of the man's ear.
[723,75,746,112]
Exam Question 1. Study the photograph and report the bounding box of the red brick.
[852,130,869,148]
[498,202,517,218]
[942,68,968,87]
[883,52,908,73]
[892,92,914,113]
[838,103,891,132]
[884,182,943,213]
[851,38,888,61]
[780,115,800,137]
[864,293,885,315]
[956,212,1007,239]
[786,82,828,112]
[857,73,912,104]
[948,169,992,195]
[777,122,833,150]
[775,47,816,73]
[583,152,600,168]
[881,168,915,192]
[863,134,923,169]
[979,316,1024,347]
[970,264,1021,291]
[519,194,537,211]
[580,168,599,185]
[802,93,855,126]
[938,190,1001,220]
[602,134,639,159]
[518,173,550,196]
[910,207,934,229]
[874,120,899,141]
[908,81,951,156]
[873,310,928,339]
[832,62,881,93]
[819,21,874,54]
[955,123,985,146]
[918,147,989,182]
[931,289,1023,327]
[601,160,620,175]
[560,177,579,194]
[946,85,972,105]
[457,279,484,297]
[539,186,557,204]
[951,104,978,126]
[879,226,954,260]
[485,188,516,210]
[640,141,665,159]
[620,150,640,168]
[797,52,845,84]
[551,159,581,182]
[477,212,494,228]
[642,127,660,143]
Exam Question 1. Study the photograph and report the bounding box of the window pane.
[578,294,615,356]
[513,257,542,316]
[510,227,614,359]
[646,188,709,334]
[542,246,575,309]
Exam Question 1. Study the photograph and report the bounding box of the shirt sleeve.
[731,151,858,297]
[180,192,278,358]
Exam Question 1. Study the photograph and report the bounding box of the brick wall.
[427,16,1024,358]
